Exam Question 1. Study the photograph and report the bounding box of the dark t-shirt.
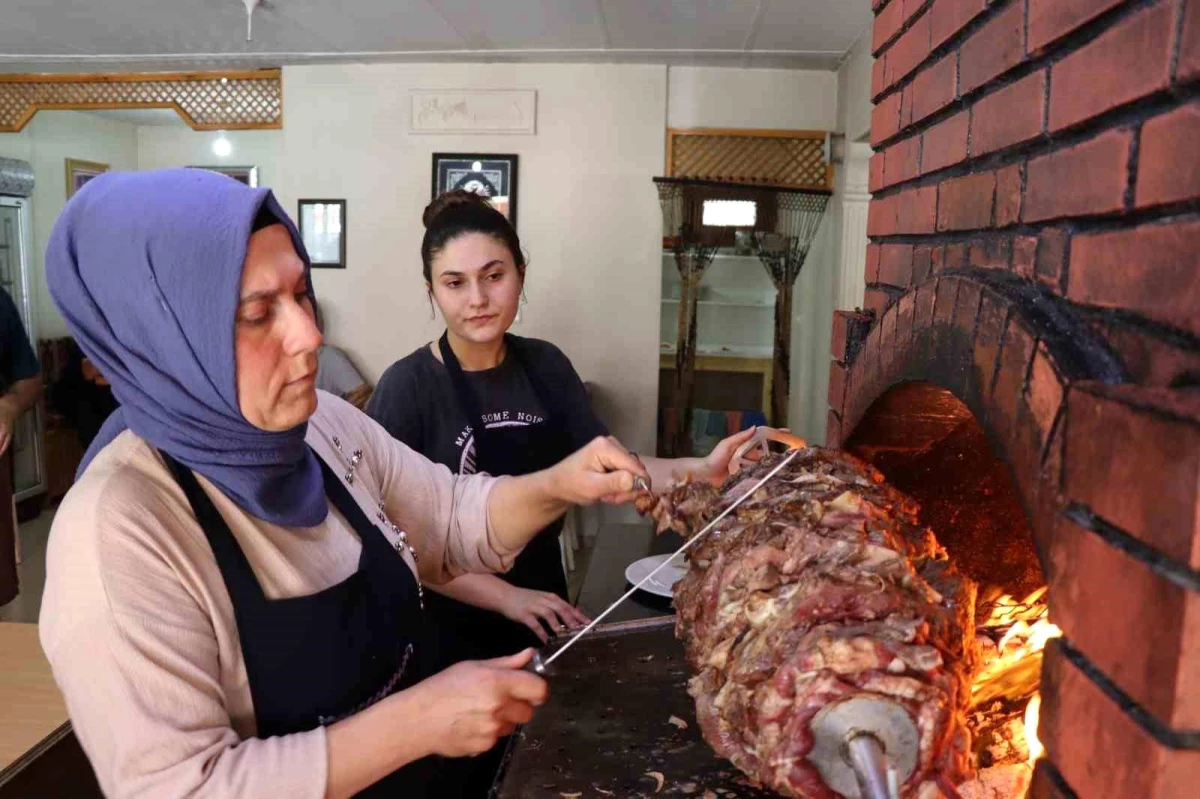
[367,336,607,475]
[0,289,39,394]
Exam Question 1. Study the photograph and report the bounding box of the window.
[702,199,757,227]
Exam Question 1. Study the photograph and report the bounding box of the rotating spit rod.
[808,696,917,799]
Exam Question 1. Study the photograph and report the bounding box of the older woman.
[37,169,647,799]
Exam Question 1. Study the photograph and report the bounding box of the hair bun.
[422,189,493,229]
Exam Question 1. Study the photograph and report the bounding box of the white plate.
[624,553,688,599]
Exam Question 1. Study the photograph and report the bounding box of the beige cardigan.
[39,392,515,798]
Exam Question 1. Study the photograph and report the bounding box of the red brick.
[969,235,1011,269]
[883,135,921,186]
[867,193,897,236]
[871,55,887,100]
[879,243,915,287]
[869,150,886,193]
[880,305,900,379]
[873,0,889,10]
[921,110,968,173]
[831,310,872,361]
[899,83,915,130]
[1028,0,1123,53]
[1025,344,1063,441]
[895,184,938,234]
[1049,1,1174,131]
[937,171,996,231]
[871,91,903,146]
[990,317,1035,445]
[995,162,1023,227]
[828,361,848,412]
[1069,219,1200,336]
[902,0,926,24]
[959,1,1025,94]
[930,0,987,50]
[1047,512,1200,731]
[911,53,958,123]
[1035,227,1069,290]
[884,14,932,88]
[826,409,843,448]
[1137,104,1200,207]
[972,70,1046,155]
[971,291,1007,399]
[895,291,917,361]
[1181,0,1200,82]
[1013,234,1038,278]
[1028,760,1073,799]
[865,243,882,284]
[951,279,982,339]
[912,244,934,284]
[913,279,938,337]
[1100,320,1200,388]
[1024,129,1131,221]
[943,241,968,269]
[1042,640,1200,799]
[865,287,891,320]
[873,0,907,53]
[1066,382,1200,571]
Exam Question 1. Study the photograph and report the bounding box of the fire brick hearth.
[833,0,1200,795]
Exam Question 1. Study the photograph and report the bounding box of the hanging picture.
[187,165,259,187]
[430,153,518,227]
[64,158,108,198]
[298,199,346,269]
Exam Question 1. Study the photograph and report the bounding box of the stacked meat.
[636,447,977,798]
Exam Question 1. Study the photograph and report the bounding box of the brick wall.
[834,0,1200,795]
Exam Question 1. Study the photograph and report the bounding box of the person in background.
[313,300,373,410]
[367,190,757,796]
[0,287,42,607]
[38,169,650,798]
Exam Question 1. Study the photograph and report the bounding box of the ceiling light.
[212,135,232,158]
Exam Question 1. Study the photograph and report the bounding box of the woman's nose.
[287,302,323,354]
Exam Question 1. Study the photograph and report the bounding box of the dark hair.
[420,189,525,283]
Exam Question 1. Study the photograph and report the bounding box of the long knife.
[527,447,803,674]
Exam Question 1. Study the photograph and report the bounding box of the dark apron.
[426,332,575,797]
[162,450,437,798]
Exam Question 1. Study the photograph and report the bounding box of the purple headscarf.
[46,168,327,527]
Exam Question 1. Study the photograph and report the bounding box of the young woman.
[38,169,649,799]
[368,190,755,650]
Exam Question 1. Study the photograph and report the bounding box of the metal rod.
[846,734,893,799]
[542,447,802,667]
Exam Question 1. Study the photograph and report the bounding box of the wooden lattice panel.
[0,70,283,133]
[667,128,832,191]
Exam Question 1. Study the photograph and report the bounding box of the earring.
[516,289,527,324]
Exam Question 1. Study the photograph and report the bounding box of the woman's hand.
[548,435,649,506]
[420,649,549,758]
[699,427,760,480]
[498,585,590,643]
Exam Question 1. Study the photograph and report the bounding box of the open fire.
[960,588,1062,798]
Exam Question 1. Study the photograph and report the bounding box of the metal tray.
[491,617,775,798]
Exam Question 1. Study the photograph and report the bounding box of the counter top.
[0,623,68,774]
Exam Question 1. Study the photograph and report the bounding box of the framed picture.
[64,158,108,198]
[187,165,259,187]
[298,199,346,269]
[431,153,518,227]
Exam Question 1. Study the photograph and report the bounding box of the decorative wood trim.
[665,127,834,192]
[0,70,283,133]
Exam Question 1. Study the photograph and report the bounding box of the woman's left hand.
[549,435,650,506]
[498,585,591,644]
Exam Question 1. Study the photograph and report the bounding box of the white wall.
[0,111,138,339]
[838,32,875,143]
[667,66,838,130]
[136,126,282,183]
[273,63,668,454]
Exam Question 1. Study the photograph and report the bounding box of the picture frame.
[64,158,108,198]
[187,165,259,187]
[430,153,519,227]
[297,199,346,269]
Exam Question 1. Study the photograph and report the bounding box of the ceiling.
[0,0,872,73]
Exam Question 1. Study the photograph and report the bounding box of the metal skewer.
[532,447,803,672]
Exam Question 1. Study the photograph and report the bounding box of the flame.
[1024,693,1044,762]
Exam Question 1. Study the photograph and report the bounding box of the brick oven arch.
[828,270,1125,562]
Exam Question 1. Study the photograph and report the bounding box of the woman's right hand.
[420,649,549,757]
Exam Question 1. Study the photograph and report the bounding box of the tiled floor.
[0,508,54,624]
